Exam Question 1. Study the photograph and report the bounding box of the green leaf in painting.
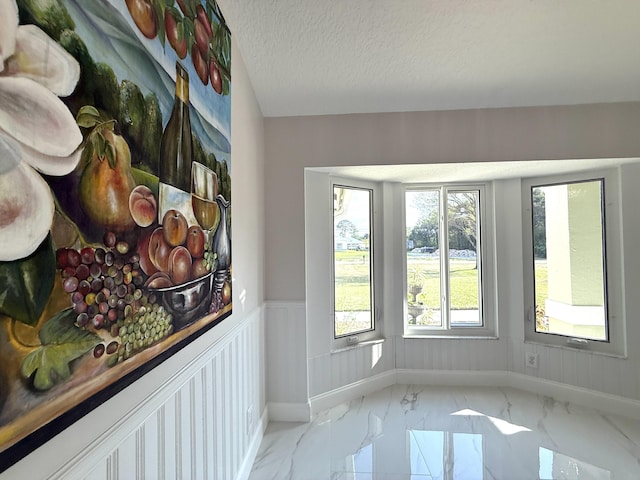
[20,309,101,391]
[92,132,107,163]
[105,140,116,169]
[80,143,93,167]
[152,0,166,48]
[76,105,102,128]
[0,234,55,326]
[183,16,195,52]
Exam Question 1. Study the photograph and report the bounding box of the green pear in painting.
[0,0,231,470]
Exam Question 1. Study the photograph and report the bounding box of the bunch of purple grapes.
[208,290,223,314]
[56,233,149,333]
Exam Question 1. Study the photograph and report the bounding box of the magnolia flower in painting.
[0,0,82,261]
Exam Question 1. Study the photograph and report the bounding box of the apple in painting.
[162,209,188,247]
[168,246,192,284]
[194,16,210,58]
[149,227,172,273]
[165,9,187,59]
[145,271,173,289]
[210,59,222,94]
[191,258,208,279]
[129,185,157,227]
[191,44,209,85]
[186,225,205,258]
[137,228,158,276]
[125,0,158,39]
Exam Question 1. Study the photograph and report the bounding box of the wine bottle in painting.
[158,61,197,226]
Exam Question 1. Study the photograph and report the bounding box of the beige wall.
[265,102,640,301]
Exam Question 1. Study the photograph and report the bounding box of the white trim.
[403,183,497,339]
[309,370,397,418]
[267,401,311,422]
[330,178,382,350]
[48,306,263,480]
[308,368,640,421]
[237,406,269,480]
[395,369,507,388]
[521,169,627,357]
[506,371,640,420]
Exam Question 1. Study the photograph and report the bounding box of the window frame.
[403,182,497,338]
[521,168,626,356]
[330,177,382,349]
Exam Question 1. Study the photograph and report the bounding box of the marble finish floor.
[249,385,640,479]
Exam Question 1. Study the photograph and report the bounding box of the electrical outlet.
[525,352,539,369]
[347,335,359,345]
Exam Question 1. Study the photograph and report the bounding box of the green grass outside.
[334,254,549,313]
[334,251,372,312]
[534,260,548,310]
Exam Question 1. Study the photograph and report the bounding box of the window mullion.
[441,187,451,329]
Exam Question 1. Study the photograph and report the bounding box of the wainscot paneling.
[268,301,640,425]
[44,307,265,480]
[508,337,640,403]
[397,337,508,372]
[264,302,309,408]
[308,339,395,399]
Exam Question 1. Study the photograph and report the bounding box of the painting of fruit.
[0,0,232,471]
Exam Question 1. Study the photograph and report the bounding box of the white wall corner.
[309,370,397,418]
[267,401,311,422]
[237,405,269,480]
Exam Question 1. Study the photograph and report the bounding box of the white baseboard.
[306,369,640,421]
[507,371,640,420]
[237,406,269,480]
[267,401,311,422]
[396,369,507,388]
[309,370,397,418]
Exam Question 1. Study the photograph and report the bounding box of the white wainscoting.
[265,301,640,424]
[308,339,396,398]
[264,302,309,413]
[396,336,509,372]
[46,307,265,480]
[508,337,640,401]
[309,369,640,422]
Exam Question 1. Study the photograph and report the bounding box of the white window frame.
[331,177,382,349]
[521,168,626,356]
[403,183,497,338]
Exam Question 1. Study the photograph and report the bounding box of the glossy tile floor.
[249,385,640,479]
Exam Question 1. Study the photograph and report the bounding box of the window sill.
[331,337,385,354]
[403,334,498,340]
[523,339,628,359]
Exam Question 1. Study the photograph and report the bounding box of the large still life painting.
[0,0,232,470]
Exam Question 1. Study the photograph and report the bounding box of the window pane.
[532,180,607,341]
[453,433,483,479]
[334,186,373,337]
[447,191,482,326]
[406,190,441,327]
[539,447,611,480]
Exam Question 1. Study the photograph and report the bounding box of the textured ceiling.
[219,0,640,117]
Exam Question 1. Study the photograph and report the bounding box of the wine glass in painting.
[191,162,220,244]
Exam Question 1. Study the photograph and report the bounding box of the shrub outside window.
[404,185,494,337]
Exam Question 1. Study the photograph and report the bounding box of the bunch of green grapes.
[202,242,217,272]
[107,302,174,366]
